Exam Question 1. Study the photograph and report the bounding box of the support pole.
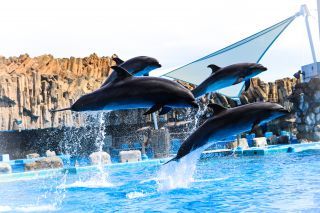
[152,112,158,130]
[317,0,320,47]
[237,134,241,147]
[301,4,318,73]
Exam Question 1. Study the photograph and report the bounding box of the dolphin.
[191,63,267,98]
[112,55,124,65]
[101,56,162,87]
[51,66,198,115]
[165,102,289,164]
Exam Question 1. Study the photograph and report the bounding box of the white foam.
[0,206,12,212]
[0,205,57,212]
[126,192,147,199]
[157,149,203,191]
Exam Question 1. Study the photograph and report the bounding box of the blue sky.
[0,0,319,82]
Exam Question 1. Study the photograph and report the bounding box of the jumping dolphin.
[51,66,198,115]
[112,56,124,65]
[191,63,267,98]
[165,102,289,164]
[101,56,162,87]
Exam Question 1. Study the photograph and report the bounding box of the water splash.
[34,170,67,210]
[157,99,211,189]
[126,191,148,199]
[156,148,203,191]
[48,111,112,207]
[156,100,210,191]
[67,112,112,187]
[185,100,209,138]
[92,112,110,183]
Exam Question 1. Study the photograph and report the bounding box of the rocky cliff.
[0,54,298,132]
[290,78,320,141]
[241,78,298,107]
[193,77,298,132]
[0,54,116,131]
[198,77,298,109]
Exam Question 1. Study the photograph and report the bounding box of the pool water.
[1,150,320,212]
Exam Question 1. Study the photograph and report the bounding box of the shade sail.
[164,15,297,97]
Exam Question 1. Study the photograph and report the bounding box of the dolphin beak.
[157,63,162,68]
[258,65,267,72]
[261,67,267,71]
[252,64,267,72]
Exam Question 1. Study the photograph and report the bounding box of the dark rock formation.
[290,78,320,141]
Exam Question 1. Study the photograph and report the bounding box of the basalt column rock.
[194,77,297,128]
[240,77,297,106]
[0,54,118,131]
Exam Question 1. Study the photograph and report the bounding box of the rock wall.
[0,53,116,130]
[194,77,298,109]
[0,53,298,134]
[290,78,320,141]
[187,77,298,138]
[240,78,298,107]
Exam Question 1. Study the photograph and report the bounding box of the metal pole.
[152,112,158,130]
[317,0,320,47]
[236,134,241,147]
[301,5,318,73]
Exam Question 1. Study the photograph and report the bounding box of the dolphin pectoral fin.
[143,104,162,115]
[49,107,71,113]
[111,66,132,81]
[244,79,251,91]
[250,120,260,133]
[233,77,244,85]
[207,64,221,74]
[159,106,172,115]
[207,103,227,115]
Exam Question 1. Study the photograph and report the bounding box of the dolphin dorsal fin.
[207,64,221,74]
[113,57,124,65]
[111,66,132,80]
[207,103,227,114]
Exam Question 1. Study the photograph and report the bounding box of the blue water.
[1,150,320,212]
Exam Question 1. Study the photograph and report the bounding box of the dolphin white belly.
[206,77,236,94]
[102,101,155,111]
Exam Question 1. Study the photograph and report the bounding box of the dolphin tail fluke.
[49,107,71,113]
[163,156,179,165]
